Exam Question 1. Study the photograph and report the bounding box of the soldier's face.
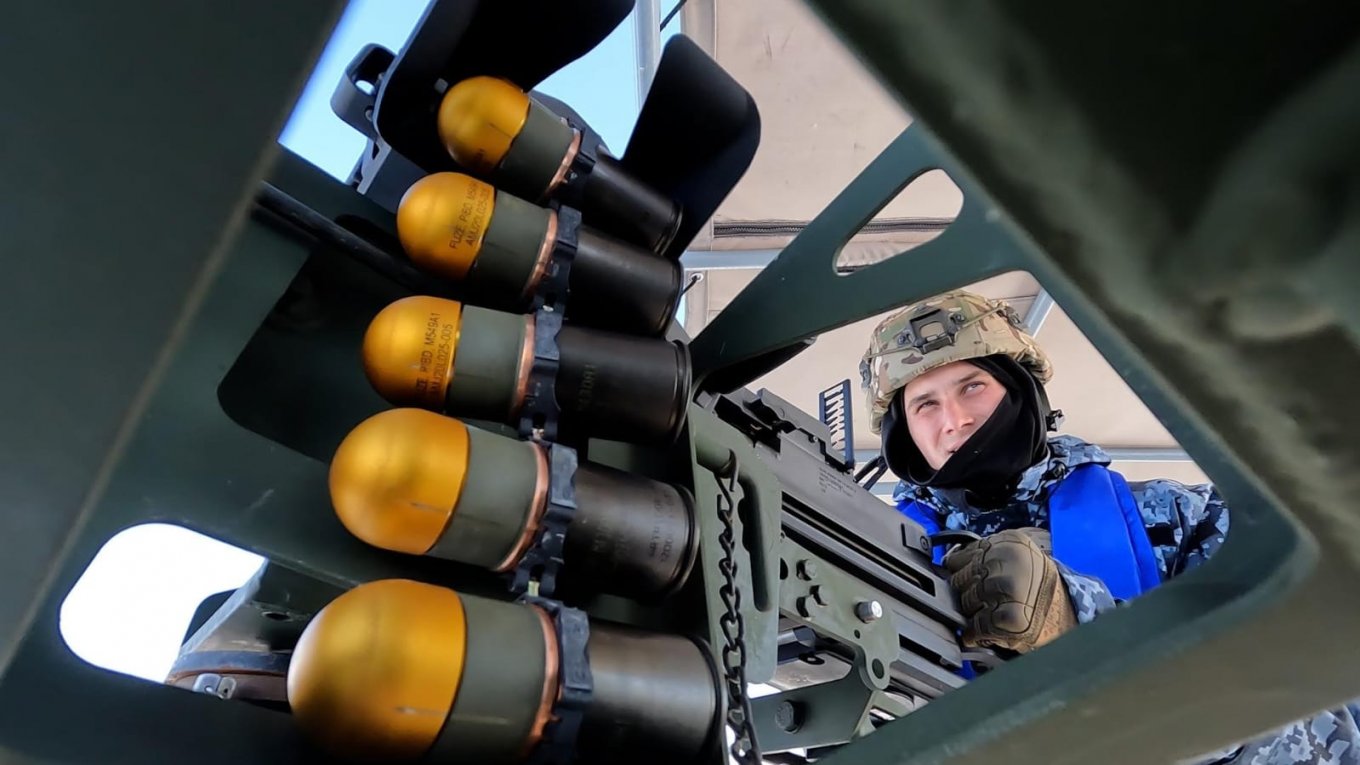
[899,361,1007,470]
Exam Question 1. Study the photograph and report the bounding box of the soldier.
[861,290,1360,764]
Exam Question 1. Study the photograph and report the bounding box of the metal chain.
[714,455,762,765]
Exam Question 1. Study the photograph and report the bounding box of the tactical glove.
[943,528,1076,654]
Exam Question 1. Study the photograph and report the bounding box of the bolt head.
[855,600,884,623]
[774,700,802,732]
[797,559,819,580]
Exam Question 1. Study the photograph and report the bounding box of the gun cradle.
[700,388,1000,755]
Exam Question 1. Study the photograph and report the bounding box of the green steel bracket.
[754,672,877,755]
[688,404,783,683]
[776,541,896,693]
[690,124,1012,390]
[750,540,901,754]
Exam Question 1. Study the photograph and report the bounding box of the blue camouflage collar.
[891,435,1111,512]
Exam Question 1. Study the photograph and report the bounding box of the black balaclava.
[881,354,1053,509]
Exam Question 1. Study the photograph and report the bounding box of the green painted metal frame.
[692,126,1011,383]
[691,3,1360,763]
[749,537,904,754]
[0,1,346,675]
[4,2,1359,764]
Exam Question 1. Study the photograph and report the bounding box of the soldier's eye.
[916,400,937,413]
[963,382,984,394]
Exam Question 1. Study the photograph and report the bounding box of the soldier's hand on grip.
[943,528,1076,654]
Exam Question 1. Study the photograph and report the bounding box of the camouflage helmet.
[860,290,1053,434]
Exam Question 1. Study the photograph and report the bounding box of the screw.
[796,596,814,617]
[810,585,829,606]
[796,559,818,581]
[855,600,884,623]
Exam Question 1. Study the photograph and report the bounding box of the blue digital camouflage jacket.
[893,435,1360,764]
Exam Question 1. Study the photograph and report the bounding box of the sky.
[60,0,676,683]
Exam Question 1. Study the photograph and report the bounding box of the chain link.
[714,455,762,765]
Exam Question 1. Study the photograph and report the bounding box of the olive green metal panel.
[754,672,876,755]
[689,405,784,684]
[0,0,346,679]
[690,126,1010,386]
[774,540,897,693]
[751,540,901,753]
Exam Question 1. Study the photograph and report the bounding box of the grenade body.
[287,581,717,764]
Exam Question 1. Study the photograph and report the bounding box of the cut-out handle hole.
[834,169,962,273]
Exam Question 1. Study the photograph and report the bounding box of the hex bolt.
[796,559,818,581]
[855,600,884,623]
[810,585,829,606]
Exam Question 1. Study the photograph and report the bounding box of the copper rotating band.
[509,315,537,420]
[518,604,562,759]
[521,209,559,302]
[545,129,583,198]
[491,442,551,573]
